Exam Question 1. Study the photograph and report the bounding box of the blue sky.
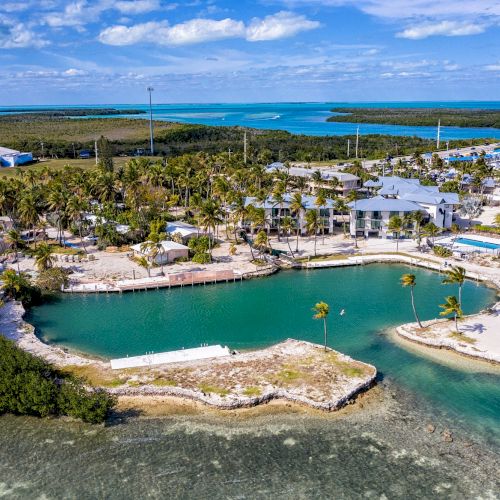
[1,0,499,104]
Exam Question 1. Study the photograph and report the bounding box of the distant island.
[326,108,500,128]
[0,108,146,118]
[0,112,491,162]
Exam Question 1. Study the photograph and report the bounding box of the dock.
[65,269,242,293]
[110,344,232,369]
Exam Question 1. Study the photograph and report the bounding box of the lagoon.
[27,264,500,445]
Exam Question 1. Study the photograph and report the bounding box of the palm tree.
[442,266,466,308]
[315,190,327,244]
[412,210,424,250]
[254,230,270,258]
[346,190,359,248]
[198,199,223,259]
[495,213,500,226]
[439,296,463,332]
[290,193,305,253]
[281,216,295,257]
[423,222,440,245]
[141,230,167,275]
[34,242,55,271]
[137,256,151,277]
[388,215,404,252]
[335,198,349,237]
[400,274,423,328]
[305,209,320,257]
[0,269,31,300]
[4,229,23,273]
[312,301,330,351]
[272,189,284,241]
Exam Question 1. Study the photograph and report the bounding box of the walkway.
[110,345,232,369]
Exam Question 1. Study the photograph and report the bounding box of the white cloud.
[276,1,500,19]
[165,18,245,45]
[0,15,48,48]
[44,1,91,27]
[485,63,500,71]
[397,20,485,39]
[0,2,30,12]
[98,21,163,45]
[99,11,320,46]
[63,68,87,76]
[246,11,320,41]
[114,0,162,14]
[99,18,246,46]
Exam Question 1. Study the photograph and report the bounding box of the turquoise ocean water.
[26,265,500,444]
[2,101,500,139]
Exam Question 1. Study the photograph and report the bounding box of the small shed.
[131,240,189,265]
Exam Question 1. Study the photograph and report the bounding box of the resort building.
[266,163,360,196]
[367,176,459,229]
[347,196,425,238]
[131,240,189,265]
[241,194,341,235]
[0,147,33,167]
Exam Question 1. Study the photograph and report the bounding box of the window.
[390,211,399,219]
[356,211,365,219]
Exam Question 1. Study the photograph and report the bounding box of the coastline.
[2,254,498,414]
[395,303,500,366]
[1,301,377,413]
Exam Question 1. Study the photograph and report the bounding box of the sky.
[0,0,499,104]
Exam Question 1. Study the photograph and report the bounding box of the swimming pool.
[455,237,500,251]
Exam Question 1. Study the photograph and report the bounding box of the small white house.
[131,240,189,265]
[165,221,204,242]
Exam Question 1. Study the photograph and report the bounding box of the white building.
[372,177,459,229]
[165,221,204,242]
[241,194,340,235]
[131,240,189,265]
[266,163,360,196]
[347,196,426,238]
[0,147,33,167]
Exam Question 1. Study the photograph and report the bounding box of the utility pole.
[436,119,441,150]
[147,86,154,155]
[243,131,247,164]
[40,142,44,159]
[355,126,359,159]
[347,139,350,158]
[95,139,98,165]
[72,143,76,159]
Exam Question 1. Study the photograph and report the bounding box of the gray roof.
[245,194,336,210]
[347,196,424,212]
[266,164,359,183]
[375,176,459,205]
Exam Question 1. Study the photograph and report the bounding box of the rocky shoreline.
[0,301,376,412]
[395,302,500,365]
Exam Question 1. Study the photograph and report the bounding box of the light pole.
[147,86,154,155]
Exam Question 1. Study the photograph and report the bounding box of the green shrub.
[433,245,452,257]
[36,267,70,292]
[0,336,115,423]
[0,269,41,307]
[188,236,210,254]
[474,225,500,235]
[192,252,211,264]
